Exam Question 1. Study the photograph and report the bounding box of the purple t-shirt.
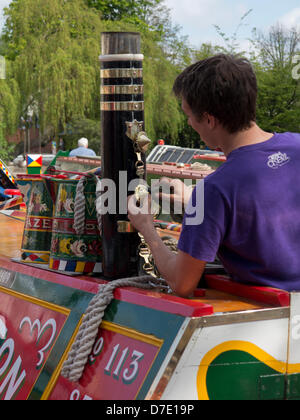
[178,132,300,291]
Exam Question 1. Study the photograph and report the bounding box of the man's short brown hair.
[173,54,258,133]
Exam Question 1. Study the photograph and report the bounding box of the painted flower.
[59,238,72,255]
[88,240,102,255]
[39,203,49,213]
[70,240,87,258]
[64,198,74,213]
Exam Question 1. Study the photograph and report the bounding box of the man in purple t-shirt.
[128,54,300,296]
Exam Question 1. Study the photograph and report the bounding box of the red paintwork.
[49,327,161,400]
[0,289,67,400]
[0,196,24,211]
[4,189,22,196]
[205,274,290,307]
[0,256,213,318]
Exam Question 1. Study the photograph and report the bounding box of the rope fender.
[63,174,176,383]
[73,174,102,235]
[61,275,167,383]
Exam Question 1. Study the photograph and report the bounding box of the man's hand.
[127,191,206,298]
[127,194,156,237]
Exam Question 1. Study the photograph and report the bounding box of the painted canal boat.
[0,158,23,209]
[0,32,299,401]
[0,212,299,401]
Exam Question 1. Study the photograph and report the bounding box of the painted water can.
[49,175,102,274]
[16,174,54,264]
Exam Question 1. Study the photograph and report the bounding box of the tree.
[253,25,300,132]
[99,18,185,147]
[2,0,191,150]
[0,122,15,162]
[190,21,300,135]
[252,24,300,69]
[2,0,103,139]
[0,59,20,161]
[86,0,192,146]
[143,1,191,68]
[85,0,161,25]
[213,9,253,55]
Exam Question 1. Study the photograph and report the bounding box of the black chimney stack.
[100,32,148,279]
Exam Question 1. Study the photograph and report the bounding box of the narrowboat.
[0,32,299,402]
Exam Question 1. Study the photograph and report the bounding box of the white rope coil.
[63,175,176,383]
[61,275,167,383]
[73,174,102,235]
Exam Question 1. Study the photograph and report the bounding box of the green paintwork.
[259,374,285,400]
[50,177,102,264]
[206,350,285,400]
[286,373,300,400]
[27,167,42,175]
[44,151,70,173]
[53,178,97,219]
[20,178,54,258]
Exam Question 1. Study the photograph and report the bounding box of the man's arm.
[128,195,206,298]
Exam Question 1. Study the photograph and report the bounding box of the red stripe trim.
[52,259,60,270]
[84,261,96,273]
[205,274,290,307]
[0,256,213,318]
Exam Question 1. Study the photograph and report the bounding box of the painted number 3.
[104,344,144,385]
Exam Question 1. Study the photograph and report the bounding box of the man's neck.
[220,123,274,157]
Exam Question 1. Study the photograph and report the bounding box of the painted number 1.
[104,344,144,384]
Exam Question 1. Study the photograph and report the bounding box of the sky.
[0,0,10,33]
[164,0,300,49]
[1,0,300,49]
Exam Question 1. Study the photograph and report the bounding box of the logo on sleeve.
[267,152,290,169]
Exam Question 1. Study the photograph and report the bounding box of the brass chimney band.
[100,101,144,111]
[100,67,144,111]
[100,85,144,95]
[100,68,143,78]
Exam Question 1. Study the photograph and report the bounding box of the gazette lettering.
[25,217,53,231]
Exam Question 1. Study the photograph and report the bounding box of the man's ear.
[206,113,218,129]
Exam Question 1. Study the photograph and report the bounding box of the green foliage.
[0,53,20,127]
[0,122,15,162]
[252,25,300,133]
[95,3,191,147]
[192,17,300,135]
[3,0,103,136]
[255,65,300,132]
[2,0,300,157]
[142,32,185,146]
[85,0,159,21]
[98,18,187,147]
[0,60,20,161]
[2,0,189,150]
